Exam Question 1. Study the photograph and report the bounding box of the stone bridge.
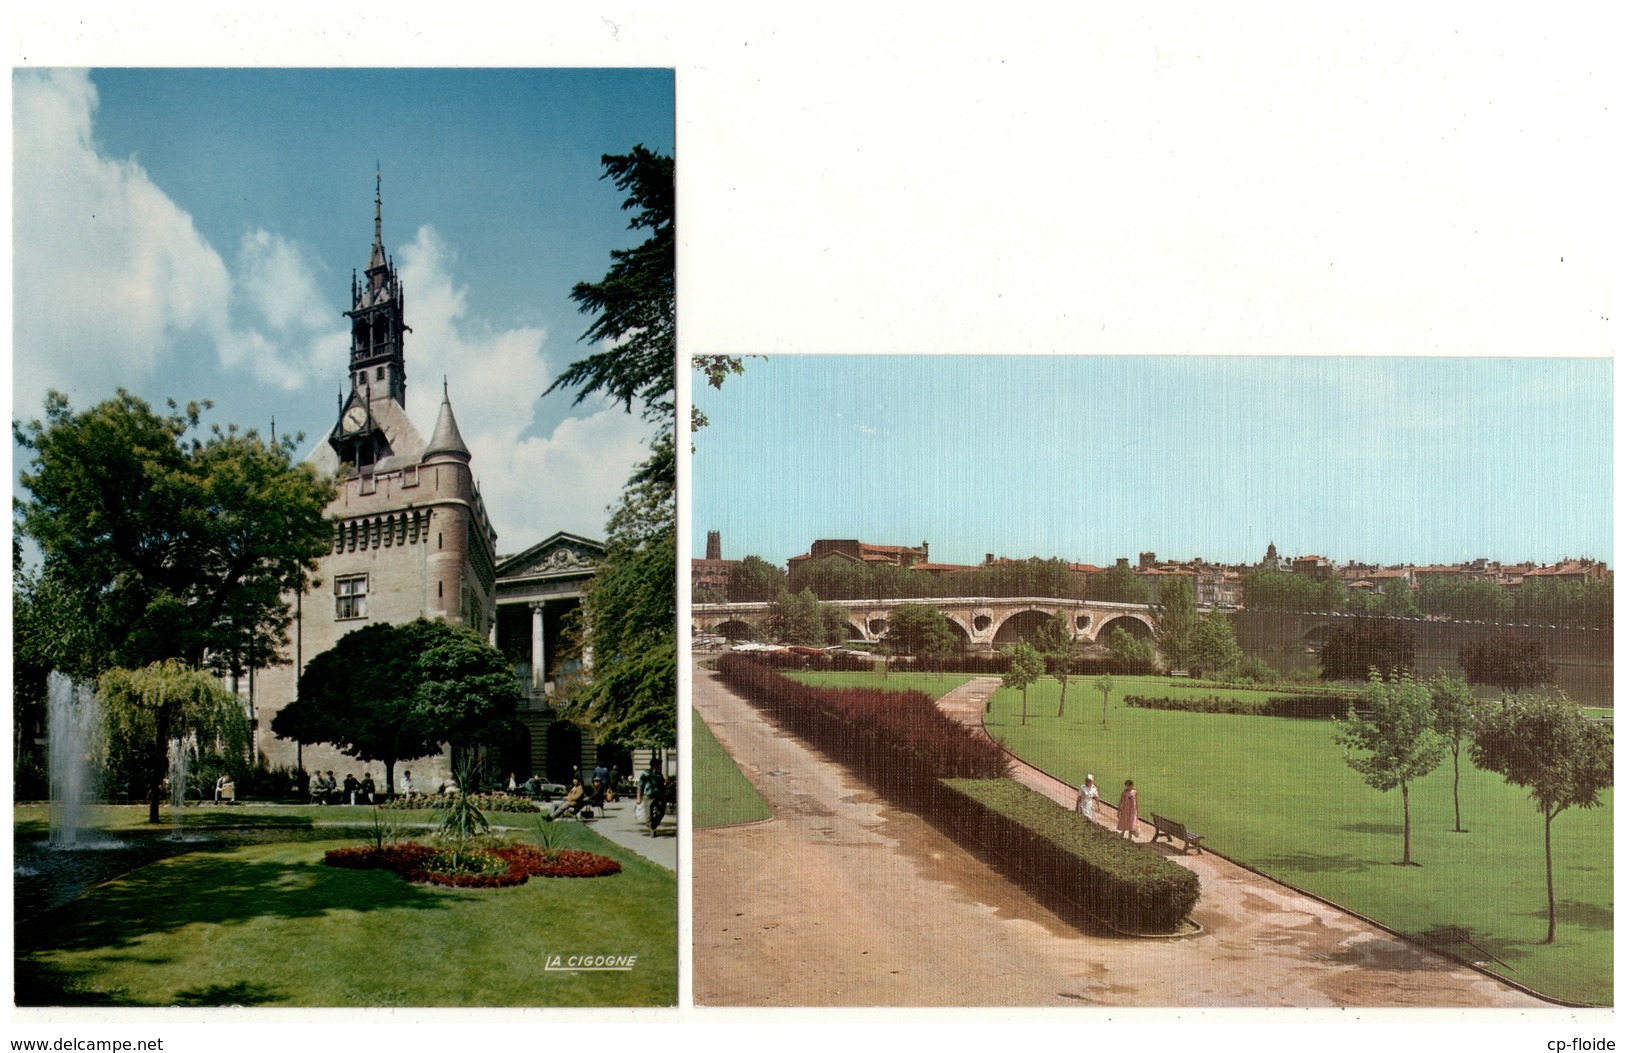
[693,596,1158,653]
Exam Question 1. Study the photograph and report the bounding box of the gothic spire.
[368,165,387,271]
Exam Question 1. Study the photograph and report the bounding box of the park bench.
[1150,812,1204,854]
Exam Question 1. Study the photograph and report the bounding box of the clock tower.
[330,170,408,470]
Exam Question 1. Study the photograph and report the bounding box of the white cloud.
[13,69,232,415]
[230,229,349,390]
[397,226,655,549]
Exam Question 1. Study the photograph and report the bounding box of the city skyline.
[13,68,674,555]
[691,355,1612,571]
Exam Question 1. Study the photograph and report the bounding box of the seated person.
[549,777,586,817]
[522,774,542,799]
[581,777,608,812]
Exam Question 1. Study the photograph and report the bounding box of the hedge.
[1123,693,1360,720]
[940,779,1199,934]
[717,654,1199,935]
[906,654,1157,677]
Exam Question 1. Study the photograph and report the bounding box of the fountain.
[47,671,100,848]
[169,737,189,840]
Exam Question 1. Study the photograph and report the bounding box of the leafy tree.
[1188,610,1243,679]
[766,588,847,646]
[1457,632,1557,695]
[1428,673,1480,834]
[99,660,248,824]
[1379,581,1421,619]
[1471,691,1612,943]
[556,439,677,750]
[546,146,678,432]
[1320,617,1416,682]
[1106,626,1157,670]
[884,603,959,658]
[728,555,788,602]
[274,620,521,793]
[1094,674,1115,729]
[953,557,1083,600]
[1035,611,1075,717]
[1000,642,1045,727]
[1336,672,1446,866]
[1241,567,1346,613]
[13,390,334,674]
[1088,564,1152,604]
[544,148,689,756]
[1153,575,1198,672]
[272,623,439,795]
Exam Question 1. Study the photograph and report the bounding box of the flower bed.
[324,841,620,887]
[379,793,542,813]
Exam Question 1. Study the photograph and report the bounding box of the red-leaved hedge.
[716,654,1008,803]
[324,842,620,887]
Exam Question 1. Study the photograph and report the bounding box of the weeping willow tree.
[99,660,247,823]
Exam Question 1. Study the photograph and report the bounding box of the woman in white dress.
[1075,773,1101,821]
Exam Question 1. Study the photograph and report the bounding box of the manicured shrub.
[1263,693,1362,720]
[1124,693,1269,716]
[941,779,1199,934]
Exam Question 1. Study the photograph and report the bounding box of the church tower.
[251,177,499,784]
[330,170,408,471]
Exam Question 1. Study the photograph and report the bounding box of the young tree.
[1035,611,1075,717]
[1428,673,1480,834]
[766,588,846,646]
[99,660,248,824]
[1094,674,1115,729]
[1001,642,1045,727]
[884,603,959,659]
[1153,575,1198,671]
[1319,617,1417,682]
[1457,632,1558,695]
[1336,671,1446,866]
[1471,691,1613,943]
[13,391,334,674]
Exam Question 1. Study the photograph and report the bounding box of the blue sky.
[692,355,1612,570]
[13,68,673,555]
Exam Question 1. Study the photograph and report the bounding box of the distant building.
[691,530,739,599]
[786,538,930,575]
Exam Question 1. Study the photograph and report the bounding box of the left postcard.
[13,67,678,1008]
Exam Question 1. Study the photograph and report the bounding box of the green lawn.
[692,708,772,828]
[983,679,1612,1006]
[15,804,676,1007]
[789,670,977,696]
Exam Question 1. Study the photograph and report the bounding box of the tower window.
[335,574,369,620]
[376,366,385,380]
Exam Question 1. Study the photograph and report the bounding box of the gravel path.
[691,668,1543,1007]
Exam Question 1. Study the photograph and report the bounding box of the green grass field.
[789,670,978,695]
[984,679,1612,1006]
[15,804,676,1007]
[692,709,772,828]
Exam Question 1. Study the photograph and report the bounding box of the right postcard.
[688,354,1611,1009]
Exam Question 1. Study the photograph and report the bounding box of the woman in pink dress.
[1116,779,1138,840]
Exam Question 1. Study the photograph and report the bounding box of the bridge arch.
[1093,614,1155,644]
[1299,622,1335,651]
[714,618,757,642]
[991,608,1054,648]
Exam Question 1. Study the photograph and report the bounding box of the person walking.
[1075,774,1100,821]
[1116,779,1139,840]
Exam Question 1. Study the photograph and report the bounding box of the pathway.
[691,668,1542,1007]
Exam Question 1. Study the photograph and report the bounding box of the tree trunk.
[1543,805,1557,943]
[1400,781,1413,865]
[384,759,396,797]
[1020,686,1028,726]
[1057,677,1067,718]
[1452,748,1464,833]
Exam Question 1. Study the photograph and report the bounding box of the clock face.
[342,406,367,433]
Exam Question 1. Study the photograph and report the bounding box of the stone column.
[530,601,546,694]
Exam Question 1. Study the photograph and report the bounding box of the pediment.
[496,531,606,580]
